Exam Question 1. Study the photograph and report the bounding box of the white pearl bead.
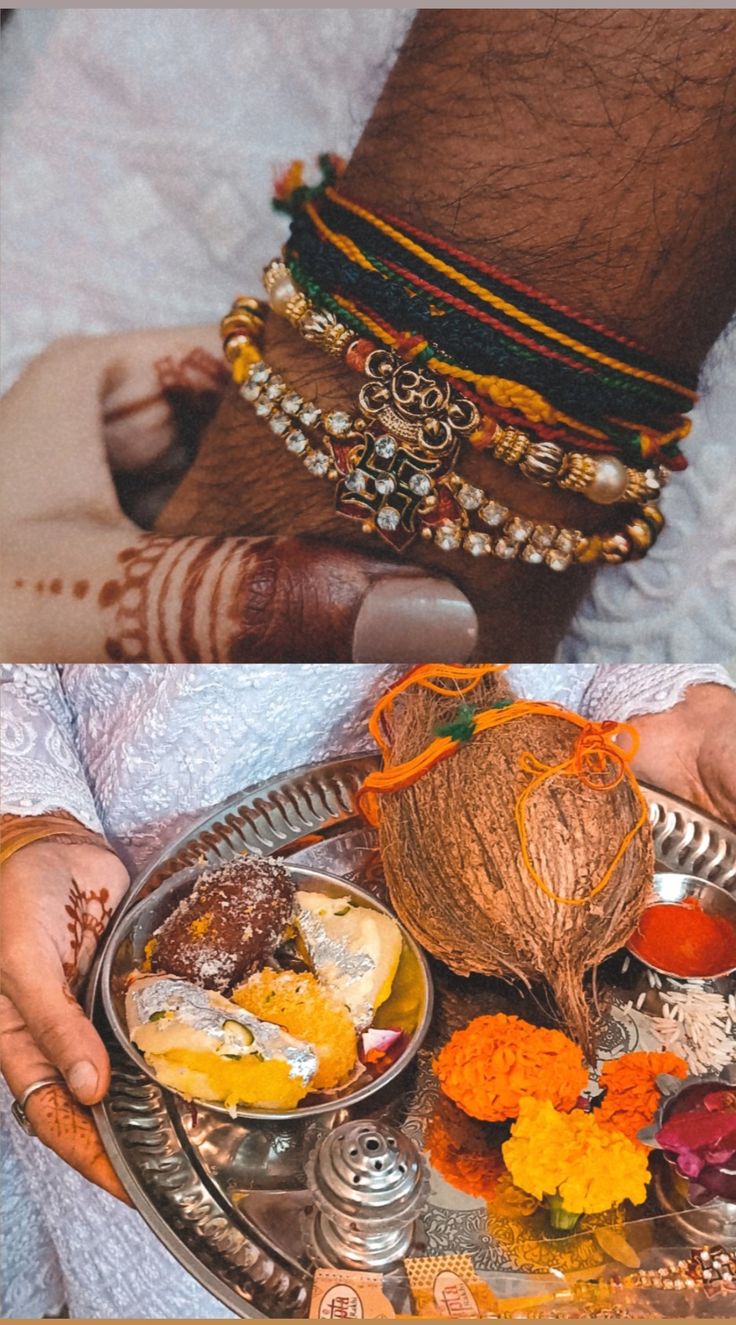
[586,455,629,505]
[268,276,298,315]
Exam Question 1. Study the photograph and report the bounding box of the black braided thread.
[286,214,686,440]
[318,191,695,393]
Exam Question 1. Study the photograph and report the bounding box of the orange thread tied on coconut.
[359,664,649,908]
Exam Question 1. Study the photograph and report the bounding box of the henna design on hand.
[28,1084,127,1199]
[62,877,112,985]
[103,348,228,457]
[98,533,383,663]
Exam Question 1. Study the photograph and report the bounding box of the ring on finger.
[11,1074,65,1135]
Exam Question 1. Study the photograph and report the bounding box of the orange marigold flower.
[434,1013,588,1123]
[427,1104,505,1201]
[597,1051,688,1143]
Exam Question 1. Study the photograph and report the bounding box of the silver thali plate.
[87,755,736,1318]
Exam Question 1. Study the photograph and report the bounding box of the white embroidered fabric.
[2,10,735,663]
[0,659,734,1318]
[2,663,733,871]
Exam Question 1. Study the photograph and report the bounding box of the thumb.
[7,972,110,1105]
[4,521,478,663]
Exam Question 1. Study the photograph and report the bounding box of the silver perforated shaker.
[305,1119,429,1270]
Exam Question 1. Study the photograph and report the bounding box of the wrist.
[159,309,598,659]
[0,812,113,867]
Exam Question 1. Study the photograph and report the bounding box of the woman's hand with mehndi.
[1,331,477,664]
[0,839,131,1199]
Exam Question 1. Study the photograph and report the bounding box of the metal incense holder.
[305,1120,429,1270]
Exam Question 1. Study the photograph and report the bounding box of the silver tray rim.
[87,752,736,1318]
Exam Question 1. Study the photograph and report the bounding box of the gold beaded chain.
[220,298,665,571]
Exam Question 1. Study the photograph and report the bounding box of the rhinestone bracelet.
[261,260,668,509]
[223,311,664,570]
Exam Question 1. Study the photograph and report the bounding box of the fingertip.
[66,1059,102,1105]
[352,574,478,662]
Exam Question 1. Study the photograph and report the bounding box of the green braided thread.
[272,153,338,219]
[434,703,478,743]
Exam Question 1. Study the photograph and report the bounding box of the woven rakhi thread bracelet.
[262,261,667,509]
[286,215,691,457]
[274,159,695,466]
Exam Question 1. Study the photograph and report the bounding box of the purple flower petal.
[694,1163,736,1202]
[676,1150,705,1179]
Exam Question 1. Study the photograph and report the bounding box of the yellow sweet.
[146,1049,309,1111]
[233,969,357,1090]
[127,974,317,1112]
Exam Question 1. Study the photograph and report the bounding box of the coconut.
[374,670,653,1059]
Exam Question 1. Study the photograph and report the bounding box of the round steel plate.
[87,756,736,1317]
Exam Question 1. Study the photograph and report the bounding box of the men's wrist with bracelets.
[218,161,694,576]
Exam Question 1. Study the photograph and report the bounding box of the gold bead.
[642,503,665,532]
[493,427,529,466]
[223,332,253,363]
[327,467,339,481]
[559,453,597,493]
[622,471,653,503]
[231,344,261,383]
[221,311,265,341]
[421,527,434,540]
[600,532,632,563]
[624,518,654,554]
[282,292,310,326]
[361,521,374,536]
[232,294,265,316]
[574,535,600,564]
[323,324,353,357]
[262,260,290,296]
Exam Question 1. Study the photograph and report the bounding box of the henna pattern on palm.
[62,877,112,986]
[99,534,254,662]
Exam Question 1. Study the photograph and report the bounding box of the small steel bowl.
[100,863,433,1122]
[647,1070,736,1247]
[626,872,736,990]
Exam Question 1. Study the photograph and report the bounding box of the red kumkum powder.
[629,896,736,978]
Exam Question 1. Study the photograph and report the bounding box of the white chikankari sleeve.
[580,663,735,722]
[0,664,102,831]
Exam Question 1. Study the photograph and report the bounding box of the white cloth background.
[0,659,733,1317]
[1,8,735,663]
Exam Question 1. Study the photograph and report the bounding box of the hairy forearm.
[157,8,736,659]
[346,8,736,372]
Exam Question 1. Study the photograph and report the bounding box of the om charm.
[336,350,480,549]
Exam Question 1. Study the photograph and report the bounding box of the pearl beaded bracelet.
[262,259,668,510]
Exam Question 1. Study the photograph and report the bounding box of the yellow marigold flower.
[502,1098,650,1228]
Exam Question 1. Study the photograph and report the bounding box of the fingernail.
[67,1060,99,1101]
[353,575,478,663]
